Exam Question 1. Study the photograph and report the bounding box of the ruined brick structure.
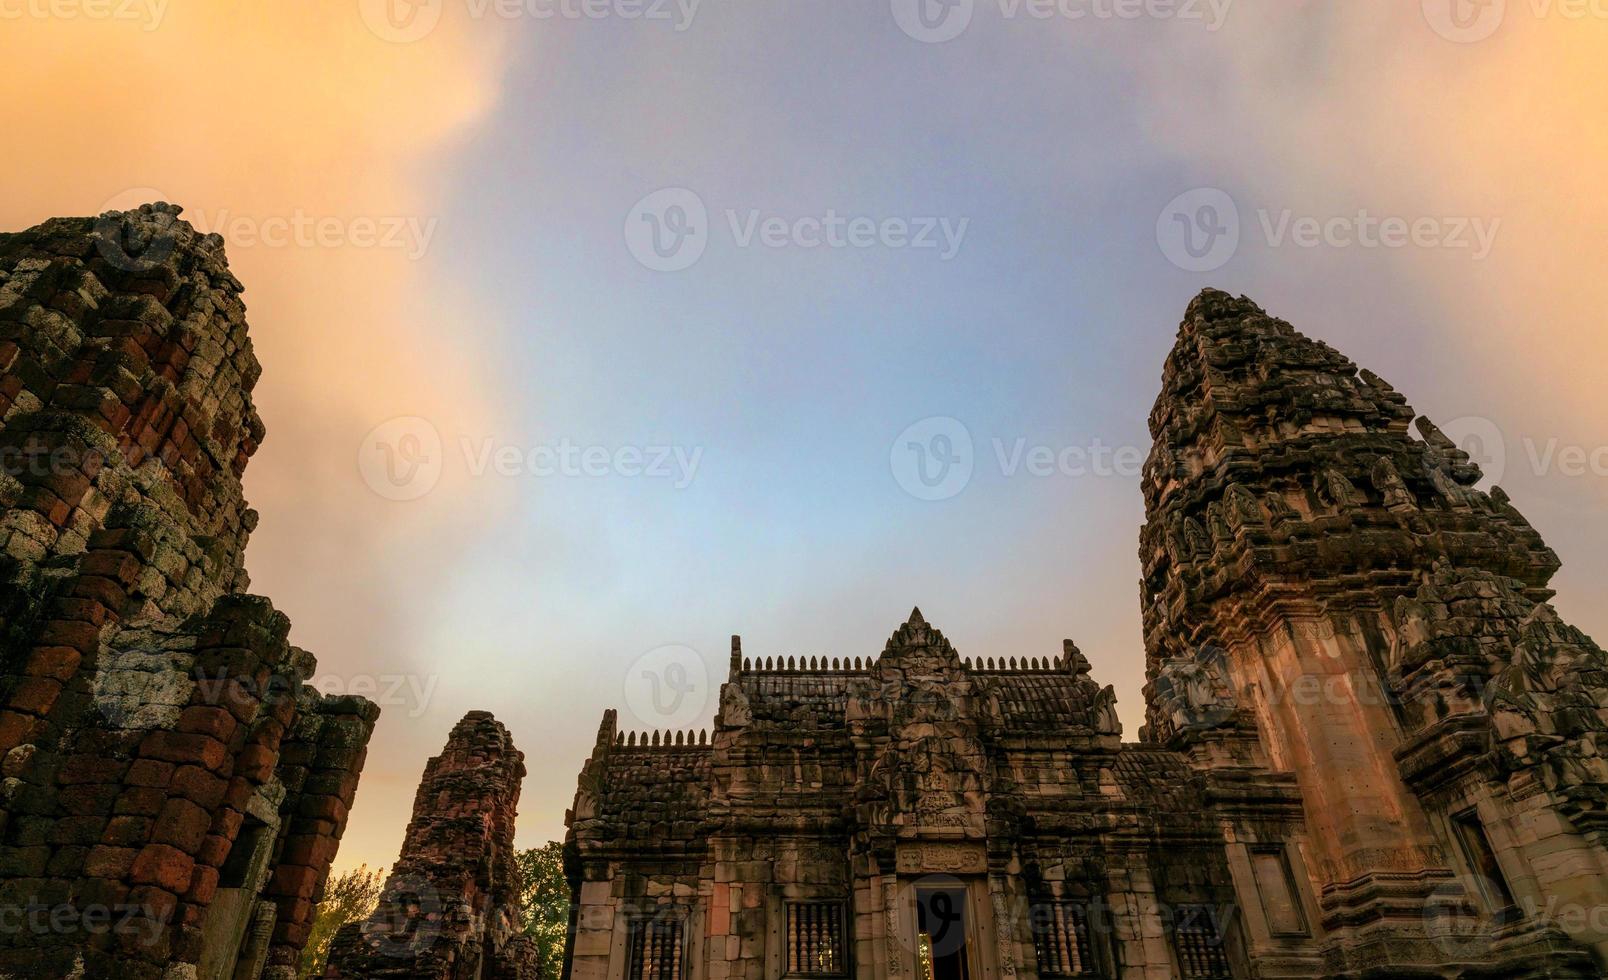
[0,205,379,979]
[325,710,535,979]
[565,291,1608,979]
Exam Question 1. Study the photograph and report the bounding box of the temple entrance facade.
[564,611,1266,980]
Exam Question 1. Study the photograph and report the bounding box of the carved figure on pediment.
[1164,519,1190,567]
[1223,483,1265,527]
[718,681,752,728]
[1264,492,1300,525]
[1317,468,1365,509]
[1371,456,1417,511]
[1182,517,1211,557]
[1390,594,1437,674]
[1151,647,1238,740]
[1205,501,1231,544]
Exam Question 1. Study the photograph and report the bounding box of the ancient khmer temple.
[563,290,1608,980]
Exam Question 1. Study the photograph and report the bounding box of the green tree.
[516,841,572,980]
[297,864,384,979]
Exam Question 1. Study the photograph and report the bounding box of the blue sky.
[19,0,1605,868]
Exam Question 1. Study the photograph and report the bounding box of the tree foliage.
[516,841,571,980]
[297,864,384,979]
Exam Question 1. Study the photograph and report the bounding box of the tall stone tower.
[1140,289,1608,973]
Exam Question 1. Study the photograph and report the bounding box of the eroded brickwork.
[0,205,378,979]
[566,291,1608,980]
[325,710,536,979]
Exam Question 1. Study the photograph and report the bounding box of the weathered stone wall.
[0,205,378,979]
[325,710,535,979]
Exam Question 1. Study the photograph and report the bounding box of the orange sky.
[9,1,1608,876]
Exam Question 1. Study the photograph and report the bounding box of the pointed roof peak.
[882,606,960,668]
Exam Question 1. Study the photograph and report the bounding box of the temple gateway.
[563,290,1608,980]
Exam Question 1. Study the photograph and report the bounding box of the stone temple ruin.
[324,710,536,979]
[0,205,381,978]
[565,290,1608,979]
[3,206,1608,980]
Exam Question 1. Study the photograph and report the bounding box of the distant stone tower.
[0,205,378,980]
[1140,289,1608,973]
[325,710,536,979]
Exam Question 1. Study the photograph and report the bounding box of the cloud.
[0,3,517,871]
[1130,3,1608,425]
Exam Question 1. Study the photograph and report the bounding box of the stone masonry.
[324,710,536,979]
[0,205,379,979]
[564,291,1608,980]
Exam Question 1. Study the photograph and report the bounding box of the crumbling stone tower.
[1140,288,1608,974]
[325,710,536,979]
[0,205,379,979]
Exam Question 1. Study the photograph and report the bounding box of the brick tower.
[324,710,535,979]
[0,205,378,979]
[1140,288,1608,974]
